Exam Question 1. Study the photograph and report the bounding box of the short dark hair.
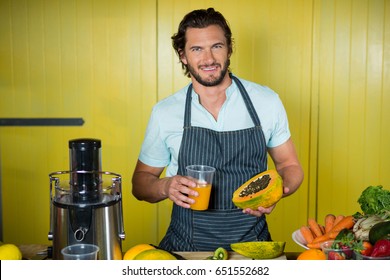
[171,8,233,77]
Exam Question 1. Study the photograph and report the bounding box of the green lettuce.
[357,185,390,215]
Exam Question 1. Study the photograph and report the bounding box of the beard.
[187,59,230,87]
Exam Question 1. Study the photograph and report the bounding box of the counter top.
[176,251,286,260]
[18,244,299,260]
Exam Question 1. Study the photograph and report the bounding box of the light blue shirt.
[139,76,291,177]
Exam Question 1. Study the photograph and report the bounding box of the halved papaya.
[232,169,283,210]
[231,241,286,259]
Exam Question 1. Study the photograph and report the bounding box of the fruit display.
[232,169,283,210]
[296,185,390,260]
[230,241,285,259]
[123,243,285,260]
[0,243,23,260]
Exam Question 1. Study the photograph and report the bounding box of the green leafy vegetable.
[357,185,390,215]
[332,229,355,249]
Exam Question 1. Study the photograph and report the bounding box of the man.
[132,8,304,251]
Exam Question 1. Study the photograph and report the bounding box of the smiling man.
[131,7,304,251]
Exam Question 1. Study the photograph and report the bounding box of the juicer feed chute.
[48,139,125,260]
[69,139,101,203]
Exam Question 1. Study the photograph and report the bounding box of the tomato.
[360,241,373,256]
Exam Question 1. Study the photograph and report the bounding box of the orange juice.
[189,184,212,211]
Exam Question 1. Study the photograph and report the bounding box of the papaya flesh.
[232,169,283,210]
[231,241,286,259]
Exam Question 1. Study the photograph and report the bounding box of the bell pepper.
[371,239,390,257]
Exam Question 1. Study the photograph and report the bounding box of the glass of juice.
[186,165,216,211]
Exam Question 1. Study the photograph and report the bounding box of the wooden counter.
[19,244,48,260]
[176,251,286,260]
[18,244,292,260]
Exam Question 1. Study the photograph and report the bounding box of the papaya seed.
[239,174,271,197]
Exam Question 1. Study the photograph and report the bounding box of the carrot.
[311,233,332,244]
[329,231,340,239]
[310,215,355,245]
[333,215,344,226]
[300,226,314,244]
[306,241,324,249]
[324,214,336,233]
[320,224,326,234]
[328,215,355,233]
[308,218,323,238]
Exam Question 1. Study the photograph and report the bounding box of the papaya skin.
[232,169,283,210]
[230,241,285,259]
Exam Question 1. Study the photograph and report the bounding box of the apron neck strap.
[184,74,261,127]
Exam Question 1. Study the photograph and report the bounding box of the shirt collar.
[191,79,237,103]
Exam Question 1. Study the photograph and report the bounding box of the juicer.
[48,138,125,259]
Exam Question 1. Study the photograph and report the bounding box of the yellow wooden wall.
[314,0,390,220]
[0,0,389,253]
[0,0,159,251]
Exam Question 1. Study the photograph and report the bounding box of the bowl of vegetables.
[354,252,390,260]
[354,239,390,260]
[321,240,354,260]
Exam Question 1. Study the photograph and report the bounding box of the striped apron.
[159,75,271,251]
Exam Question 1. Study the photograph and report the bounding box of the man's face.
[180,25,230,87]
